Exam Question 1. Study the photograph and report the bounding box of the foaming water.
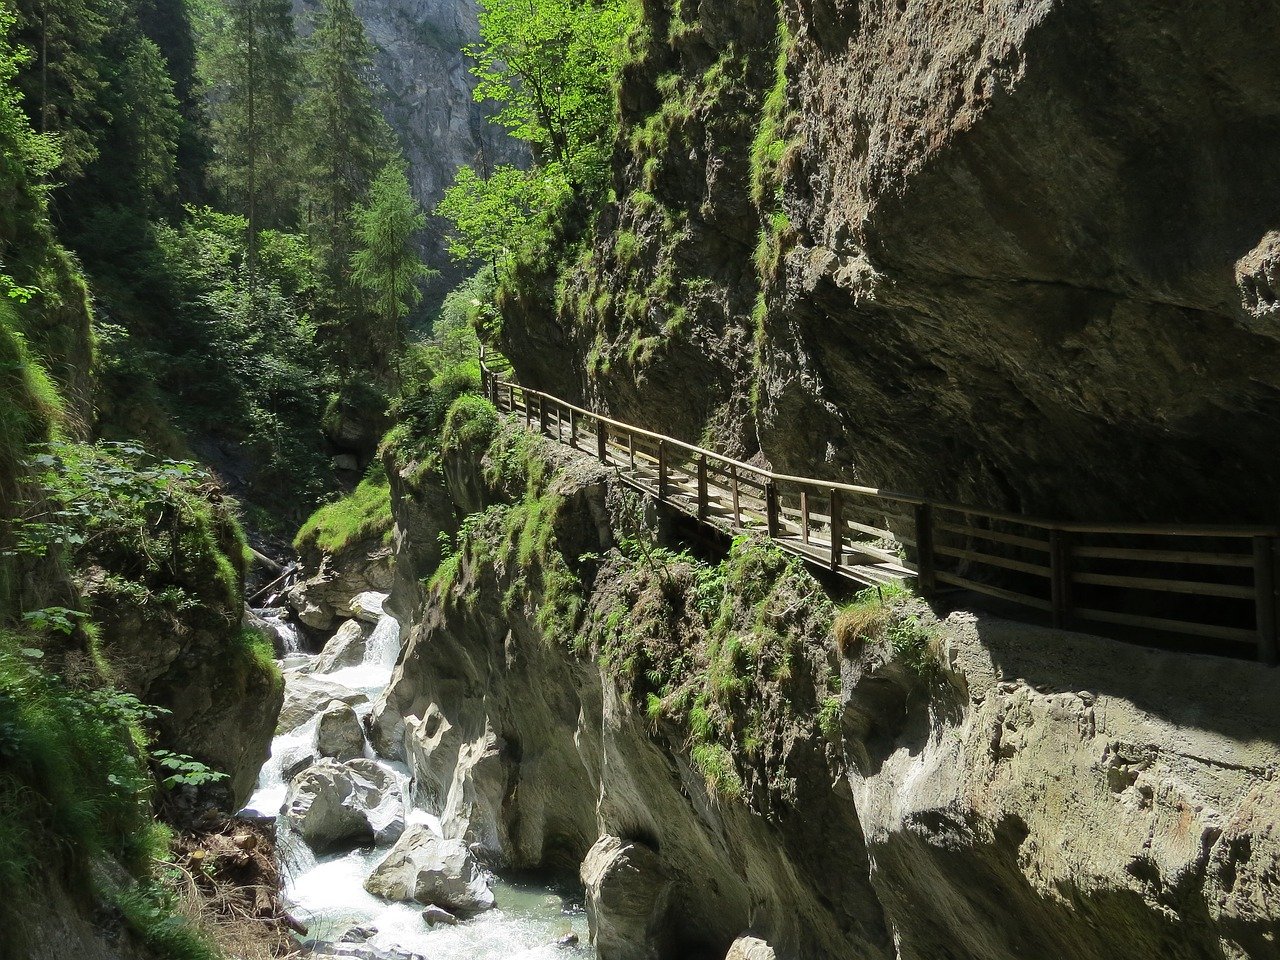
[286,849,591,959]
[241,602,594,957]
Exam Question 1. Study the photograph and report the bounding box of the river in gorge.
[240,599,594,960]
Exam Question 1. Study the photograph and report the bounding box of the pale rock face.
[841,604,1280,960]
[349,591,388,624]
[314,700,367,761]
[278,674,371,733]
[281,758,405,853]
[312,619,370,674]
[724,936,776,960]
[580,836,670,960]
[364,824,496,916]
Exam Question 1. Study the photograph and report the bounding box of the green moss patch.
[294,464,394,557]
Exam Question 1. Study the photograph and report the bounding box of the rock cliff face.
[372,416,1280,960]
[502,0,1280,523]
[328,0,525,306]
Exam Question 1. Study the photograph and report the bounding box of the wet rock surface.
[365,824,496,916]
[315,700,367,761]
[282,758,406,853]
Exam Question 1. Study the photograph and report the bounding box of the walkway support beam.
[766,481,780,538]
[1050,529,1072,629]
[1255,537,1278,665]
[914,504,935,597]
[697,455,708,522]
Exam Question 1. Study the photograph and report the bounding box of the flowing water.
[242,601,593,959]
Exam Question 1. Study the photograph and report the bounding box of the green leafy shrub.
[0,636,157,942]
[440,395,500,454]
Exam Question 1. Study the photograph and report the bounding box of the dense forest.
[0,0,644,952]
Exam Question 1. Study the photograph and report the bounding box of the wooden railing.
[479,356,1280,664]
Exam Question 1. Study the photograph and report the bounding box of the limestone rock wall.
[373,421,1280,960]
[502,0,1280,523]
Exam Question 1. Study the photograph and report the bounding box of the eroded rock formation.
[368,416,1280,960]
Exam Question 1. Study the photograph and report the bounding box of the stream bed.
[242,602,594,959]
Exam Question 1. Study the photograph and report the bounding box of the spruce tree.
[298,0,390,362]
[350,159,431,378]
[13,0,114,180]
[195,0,299,302]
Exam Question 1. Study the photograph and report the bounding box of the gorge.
[4,0,1280,959]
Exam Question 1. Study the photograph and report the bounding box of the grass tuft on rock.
[294,462,394,557]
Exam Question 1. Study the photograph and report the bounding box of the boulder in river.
[279,675,370,733]
[313,619,370,674]
[725,936,776,960]
[281,758,405,853]
[581,835,670,960]
[364,824,496,916]
[349,591,387,624]
[315,700,367,761]
[421,905,458,927]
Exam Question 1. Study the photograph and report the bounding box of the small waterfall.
[243,592,592,958]
[364,612,401,670]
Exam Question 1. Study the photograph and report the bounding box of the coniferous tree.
[350,159,431,378]
[298,0,390,360]
[13,0,114,180]
[195,0,299,301]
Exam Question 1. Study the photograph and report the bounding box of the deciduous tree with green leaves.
[437,0,638,273]
[468,0,636,192]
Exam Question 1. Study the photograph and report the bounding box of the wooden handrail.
[479,357,1280,662]
[484,369,1279,538]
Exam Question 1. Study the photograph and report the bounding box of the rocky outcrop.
[503,0,1280,525]
[82,503,282,809]
[840,604,1280,960]
[370,416,1280,960]
[288,553,394,633]
[581,836,671,960]
[364,824,496,916]
[281,759,406,853]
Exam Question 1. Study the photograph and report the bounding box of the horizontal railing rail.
[480,354,1279,664]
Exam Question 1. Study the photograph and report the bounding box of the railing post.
[765,481,780,538]
[1254,536,1278,665]
[730,466,741,528]
[1050,529,1072,629]
[524,390,532,429]
[914,503,936,597]
[597,419,608,464]
[628,432,635,470]
[657,440,668,503]
[830,488,843,571]
[800,490,810,545]
[507,382,515,414]
[697,454,708,522]
[538,396,548,436]
[569,410,578,449]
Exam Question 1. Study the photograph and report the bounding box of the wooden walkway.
[480,358,1280,664]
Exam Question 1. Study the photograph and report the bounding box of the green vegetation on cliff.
[295,462,394,557]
